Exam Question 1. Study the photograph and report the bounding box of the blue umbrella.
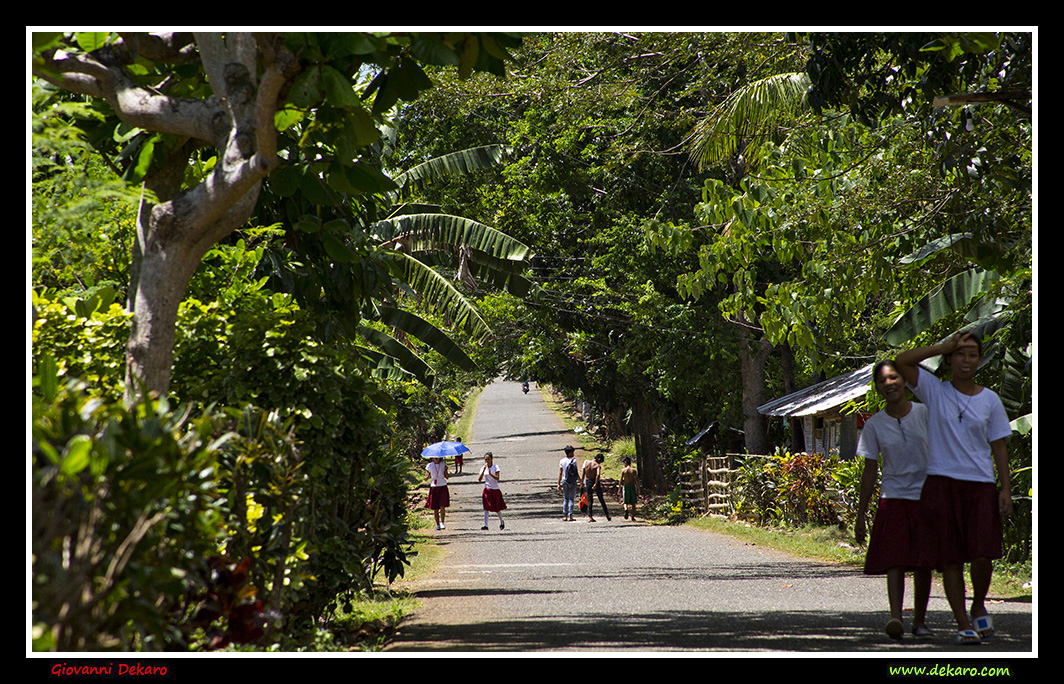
[420,441,471,459]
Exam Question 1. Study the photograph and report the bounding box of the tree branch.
[34,45,216,142]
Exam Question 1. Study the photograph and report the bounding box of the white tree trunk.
[35,32,291,402]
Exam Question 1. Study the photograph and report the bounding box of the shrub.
[734,449,845,528]
[31,367,225,651]
[31,290,130,404]
[172,290,414,626]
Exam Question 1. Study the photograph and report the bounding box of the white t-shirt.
[481,464,501,490]
[856,402,930,500]
[426,460,448,487]
[559,457,579,484]
[909,367,1012,483]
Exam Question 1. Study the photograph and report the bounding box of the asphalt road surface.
[386,379,1034,657]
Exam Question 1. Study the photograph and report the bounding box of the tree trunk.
[779,342,803,452]
[124,181,262,401]
[738,327,773,455]
[631,394,664,492]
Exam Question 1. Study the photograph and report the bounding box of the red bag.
[579,492,588,513]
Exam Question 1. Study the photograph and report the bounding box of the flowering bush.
[735,448,848,528]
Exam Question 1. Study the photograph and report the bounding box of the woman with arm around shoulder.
[895,333,1013,645]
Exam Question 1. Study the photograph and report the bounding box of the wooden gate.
[677,454,735,516]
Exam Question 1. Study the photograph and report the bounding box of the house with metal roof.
[756,362,876,459]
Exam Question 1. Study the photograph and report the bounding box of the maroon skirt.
[482,488,507,512]
[426,485,450,510]
[863,498,927,575]
[916,475,1002,568]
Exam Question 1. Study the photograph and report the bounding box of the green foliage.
[734,450,847,528]
[31,228,431,648]
[1002,456,1033,564]
[31,370,226,651]
[199,408,305,648]
[31,291,131,403]
[673,113,939,372]
[172,262,414,623]
[31,84,141,297]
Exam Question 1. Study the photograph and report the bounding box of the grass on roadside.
[449,383,484,443]
[686,515,1032,601]
[686,516,867,565]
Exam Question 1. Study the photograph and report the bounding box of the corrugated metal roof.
[757,363,876,418]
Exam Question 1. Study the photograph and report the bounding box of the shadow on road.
[392,607,1033,653]
[473,428,575,442]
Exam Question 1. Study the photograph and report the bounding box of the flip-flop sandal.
[955,629,981,645]
[912,624,933,640]
[885,618,904,640]
[972,614,995,641]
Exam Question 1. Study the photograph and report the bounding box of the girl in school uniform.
[425,456,450,530]
[479,452,506,530]
[855,360,933,641]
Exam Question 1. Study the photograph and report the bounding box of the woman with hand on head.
[895,332,1013,645]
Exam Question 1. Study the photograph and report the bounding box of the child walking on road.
[855,360,933,641]
[479,452,506,530]
[620,457,638,521]
[454,437,465,474]
[896,332,1013,645]
[558,445,580,522]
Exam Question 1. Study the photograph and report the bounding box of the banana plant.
[267,136,532,387]
[353,145,538,385]
[390,145,513,196]
[884,235,1031,434]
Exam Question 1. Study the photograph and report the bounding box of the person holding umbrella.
[424,456,450,530]
[421,440,468,531]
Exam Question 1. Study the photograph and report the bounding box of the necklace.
[888,401,911,441]
[895,416,907,442]
[956,391,974,423]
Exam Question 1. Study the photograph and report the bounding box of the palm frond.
[357,324,435,385]
[392,144,512,195]
[375,305,478,371]
[690,72,811,170]
[356,345,427,383]
[376,213,532,262]
[384,250,491,341]
[884,268,1001,346]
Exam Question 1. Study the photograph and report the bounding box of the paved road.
[386,380,1033,655]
